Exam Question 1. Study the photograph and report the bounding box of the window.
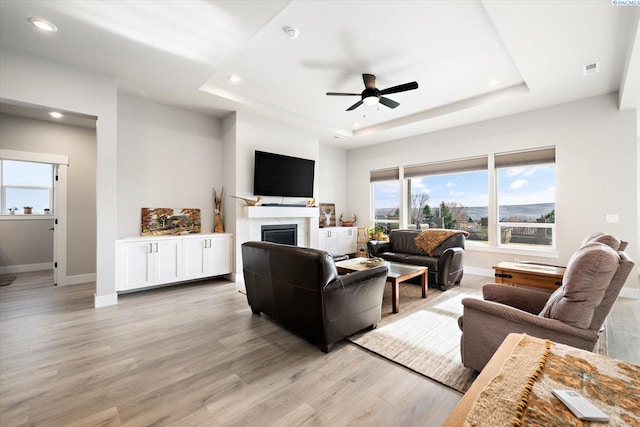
[1,160,54,214]
[405,157,488,242]
[495,148,555,248]
[371,168,400,234]
[370,147,556,251]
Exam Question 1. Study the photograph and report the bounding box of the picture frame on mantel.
[319,203,336,228]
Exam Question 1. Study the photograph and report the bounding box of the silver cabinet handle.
[149,243,153,253]
[155,243,159,252]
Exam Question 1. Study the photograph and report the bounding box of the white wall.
[0,114,97,276]
[319,144,349,222]
[117,94,223,238]
[347,94,638,291]
[0,48,118,307]
[0,218,53,270]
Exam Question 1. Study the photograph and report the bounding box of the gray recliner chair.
[458,233,634,372]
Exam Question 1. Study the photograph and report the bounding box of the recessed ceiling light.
[49,112,64,119]
[489,80,500,86]
[28,17,58,32]
[228,74,242,84]
[282,26,300,39]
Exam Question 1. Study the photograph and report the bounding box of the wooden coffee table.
[335,258,427,313]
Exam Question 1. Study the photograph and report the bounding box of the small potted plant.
[8,207,18,215]
[23,206,33,214]
[44,208,51,215]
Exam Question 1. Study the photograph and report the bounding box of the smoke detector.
[283,26,300,39]
[583,62,600,76]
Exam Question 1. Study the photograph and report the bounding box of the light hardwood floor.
[1,271,638,426]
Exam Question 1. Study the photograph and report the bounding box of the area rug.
[348,283,607,394]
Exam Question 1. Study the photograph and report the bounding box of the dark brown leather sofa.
[368,229,465,290]
[241,241,388,352]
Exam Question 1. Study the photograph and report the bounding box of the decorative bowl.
[360,257,385,267]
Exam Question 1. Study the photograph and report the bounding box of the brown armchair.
[458,237,634,372]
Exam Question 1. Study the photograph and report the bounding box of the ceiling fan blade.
[326,92,361,96]
[346,100,363,111]
[379,96,400,109]
[379,81,418,96]
[363,74,376,89]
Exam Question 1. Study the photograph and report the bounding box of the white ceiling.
[1,1,638,149]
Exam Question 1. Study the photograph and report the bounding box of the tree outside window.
[407,170,489,241]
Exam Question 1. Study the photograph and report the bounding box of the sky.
[2,160,53,212]
[374,165,555,209]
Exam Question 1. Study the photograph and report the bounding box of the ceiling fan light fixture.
[363,95,379,106]
[28,17,57,32]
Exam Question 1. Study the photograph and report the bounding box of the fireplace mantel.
[244,206,319,219]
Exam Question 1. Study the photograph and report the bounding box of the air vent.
[583,62,600,76]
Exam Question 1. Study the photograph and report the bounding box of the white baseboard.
[94,293,118,308]
[0,262,52,275]
[464,266,494,278]
[60,273,96,286]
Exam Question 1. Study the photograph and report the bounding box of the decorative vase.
[213,187,224,233]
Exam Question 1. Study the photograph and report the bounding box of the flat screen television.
[253,150,315,198]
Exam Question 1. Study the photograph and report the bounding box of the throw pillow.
[539,242,620,329]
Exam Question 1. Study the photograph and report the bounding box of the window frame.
[1,159,54,215]
[0,149,68,218]
[369,147,557,256]
[495,148,556,251]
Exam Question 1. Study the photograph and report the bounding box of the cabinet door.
[183,238,208,279]
[344,227,357,254]
[317,230,329,251]
[119,242,154,290]
[209,236,232,275]
[154,239,182,284]
[326,229,342,255]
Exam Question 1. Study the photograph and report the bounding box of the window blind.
[370,168,399,182]
[495,147,555,168]
[403,156,488,178]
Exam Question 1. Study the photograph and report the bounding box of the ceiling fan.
[326,73,419,111]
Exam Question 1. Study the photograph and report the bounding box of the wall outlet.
[605,214,619,223]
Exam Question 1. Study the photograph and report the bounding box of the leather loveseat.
[241,241,388,352]
[368,229,466,290]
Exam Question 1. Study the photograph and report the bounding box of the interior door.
[52,164,58,286]
[52,164,68,286]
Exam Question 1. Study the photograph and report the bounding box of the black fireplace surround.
[261,224,297,246]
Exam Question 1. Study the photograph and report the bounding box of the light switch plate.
[605,214,619,223]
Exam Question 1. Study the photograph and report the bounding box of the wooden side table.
[492,261,565,291]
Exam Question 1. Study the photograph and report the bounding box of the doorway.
[0,103,97,288]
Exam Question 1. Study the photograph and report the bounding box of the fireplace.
[261,224,297,246]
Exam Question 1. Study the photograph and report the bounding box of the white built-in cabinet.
[318,227,357,256]
[116,233,233,292]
